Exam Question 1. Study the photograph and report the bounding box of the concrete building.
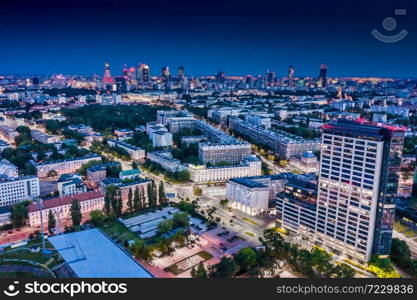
[276,176,318,237]
[0,125,18,144]
[0,159,19,178]
[147,151,185,173]
[57,175,87,197]
[151,130,173,148]
[198,142,251,165]
[315,119,404,262]
[35,154,101,177]
[86,162,120,185]
[0,175,40,207]
[187,156,262,183]
[30,130,59,144]
[229,117,320,159]
[245,114,271,129]
[107,140,145,161]
[0,139,11,153]
[27,191,104,227]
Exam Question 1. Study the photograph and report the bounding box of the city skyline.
[1,0,417,77]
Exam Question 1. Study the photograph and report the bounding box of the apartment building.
[229,117,320,159]
[35,154,101,177]
[147,151,185,172]
[198,142,251,164]
[0,176,40,207]
[107,139,145,161]
[30,129,59,144]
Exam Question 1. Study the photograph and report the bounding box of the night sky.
[1,0,416,78]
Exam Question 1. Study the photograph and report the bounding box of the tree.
[157,219,174,234]
[47,170,58,178]
[176,170,190,182]
[127,188,133,213]
[333,263,355,278]
[11,202,29,228]
[70,199,82,227]
[111,187,122,217]
[191,262,208,278]
[139,188,146,209]
[104,185,117,216]
[158,181,167,205]
[147,181,157,207]
[133,187,140,211]
[172,212,190,228]
[89,210,105,226]
[47,210,56,234]
[235,247,257,271]
[193,186,202,196]
[208,256,237,278]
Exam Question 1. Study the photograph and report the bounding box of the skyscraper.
[216,71,226,84]
[137,63,150,83]
[318,64,327,87]
[102,61,114,84]
[161,66,171,82]
[177,66,185,82]
[315,119,404,262]
[288,65,295,88]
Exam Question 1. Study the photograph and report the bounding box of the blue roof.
[49,229,153,278]
[302,151,316,158]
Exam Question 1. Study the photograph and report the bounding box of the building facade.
[315,119,404,262]
[0,176,40,207]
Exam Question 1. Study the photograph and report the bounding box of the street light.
[35,198,46,251]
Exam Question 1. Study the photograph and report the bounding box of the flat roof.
[49,229,153,278]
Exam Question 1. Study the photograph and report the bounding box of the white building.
[151,130,173,148]
[187,156,262,183]
[226,178,270,215]
[0,176,40,207]
[31,130,59,144]
[0,160,19,178]
[35,154,101,177]
[147,151,184,173]
[107,140,145,161]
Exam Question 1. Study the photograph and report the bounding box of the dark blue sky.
[1,0,416,78]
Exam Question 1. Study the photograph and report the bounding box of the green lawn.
[98,219,138,245]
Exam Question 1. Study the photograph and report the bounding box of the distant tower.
[216,71,226,84]
[161,66,171,82]
[318,64,327,87]
[288,65,295,87]
[137,63,150,82]
[122,64,128,76]
[177,66,185,82]
[102,61,114,84]
[265,70,275,86]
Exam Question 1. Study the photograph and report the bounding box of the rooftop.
[27,191,103,213]
[49,229,153,278]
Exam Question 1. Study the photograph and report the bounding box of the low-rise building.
[27,191,104,227]
[0,159,19,178]
[0,139,11,152]
[0,175,40,207]
[35,154,101,177]
[187,156,262,183]
[30,130,59,144]
[119,169,141,181]
[107,139,145,161]
[57,175,87,196]
[147,151,184,172]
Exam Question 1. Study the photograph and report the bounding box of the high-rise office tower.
[318,64,327,87]
[102,61,114,84]
[137,63,150,82]
[216,71,226,84]
[161,66,171,82]
[115,76,127,94]
[265,70,275,86]
[177,66,185,82]
[315,119,404,262]
[288,65,295,87]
